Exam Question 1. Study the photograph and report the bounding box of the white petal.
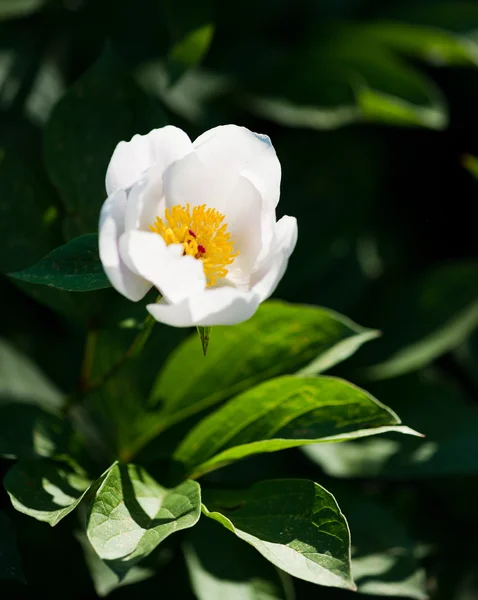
[163,151,233,213]
[147,287,261,327]
[105,126,193,195]
[99,190,152,301]
[224,175,274,281]
[119,230,206,304]
[193,125,281,209]
[251,215,298,302]
[124,165,166,233]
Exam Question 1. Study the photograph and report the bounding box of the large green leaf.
[149,301,377,429]
[304,371,478,479]
[10,234,110,292]
[0,511,25,584]
[184,518,293,600]
[44,47,167,233]
[86,463,200,574]
[174,375,419,478]
[4,460,92,526]
[355,261,478,380]
[202,479,354,590]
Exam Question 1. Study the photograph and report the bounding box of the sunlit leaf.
[4,460,92,526]
[203,479,355,590]
[174,375,419,478]
[304,371,478,478]
[149,301,377,431]
[86,463,200,575]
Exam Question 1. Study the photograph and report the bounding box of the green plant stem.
[79,329,98,391]
[85,313,156,394]
[63,314,156,415]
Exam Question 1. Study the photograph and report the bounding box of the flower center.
[149,204,239,287]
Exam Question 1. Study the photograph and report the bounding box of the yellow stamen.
[149,204,239,287]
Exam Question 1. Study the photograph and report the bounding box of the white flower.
[99,125,297,327]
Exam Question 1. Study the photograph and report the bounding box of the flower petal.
[223,175,274,283]
[119,230,206,304]
[99,190,152,301]
[124,165,166,233]
[193,125,281,209]
[105,126,193,195]
[251,215,298,302]
[163,151,233,213]
[146,287,261,327]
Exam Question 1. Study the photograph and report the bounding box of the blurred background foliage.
[1,0,478,598]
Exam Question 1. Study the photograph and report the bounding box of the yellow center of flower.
[149,204,239,287]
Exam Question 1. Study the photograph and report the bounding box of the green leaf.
[44,47,167,233]
[4,460,92,526]
[86,463,201,574]
[196,325,211,356]
[76,532,154,598]
[0,511,25,584]
[304,371,478,479]
[363,21,478,66]
[330,26,447,129]
[150,301,378,428]
[10,234,111,292]
[174,375,419,478]
[246,23,448,130]
[164,0,214,82]
[294,482,427,599]
[202,479,354,590]
[0,0,47,21]
[0,149,59,273]
[356,261,478,380]
[0,338,63,411]
[184,517,293,600]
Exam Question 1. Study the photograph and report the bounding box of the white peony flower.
[99,125,297,327]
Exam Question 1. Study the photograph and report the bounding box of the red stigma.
[197,244,206,255]
[189,229,197,238]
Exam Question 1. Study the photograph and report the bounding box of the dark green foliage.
[1,1,477,599]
